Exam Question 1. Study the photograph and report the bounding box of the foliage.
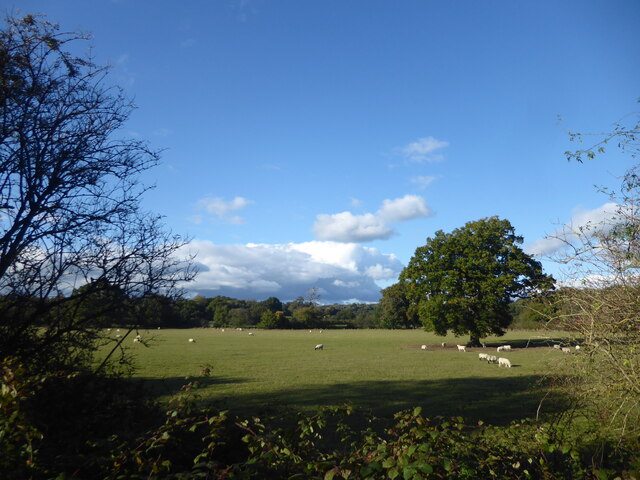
[3,363,638,480]
[400,217,555,345]
[0,13,194,373]
[379,281,421,329]
[549,114,640,441]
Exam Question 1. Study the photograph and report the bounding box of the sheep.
[314,344,324,350]
[487,355,498,363]
[309,330,313,333]
[575,345,581,350]
[553,344,561,349]
[478,353,488,361]
[115,334,121,338]
[221,328,225,332]
[503,345,512,351]
[421,344,427,350]
[248,332,254,336]
[457,345,466,352]
[482,343,487,348]
[498,357,512,368]
[497,346,504,352]
[133,337,141,343]
[441,342,446,348]
[188,338,196,343]
[561,347,571,353]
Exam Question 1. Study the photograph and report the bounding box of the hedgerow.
[2,359,638,480]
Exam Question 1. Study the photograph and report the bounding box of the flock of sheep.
[118,329,581,368]
[415,340,582,370]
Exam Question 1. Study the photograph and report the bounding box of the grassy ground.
[118,328,573,425]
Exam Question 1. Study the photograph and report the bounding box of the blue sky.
[6,0,640,302]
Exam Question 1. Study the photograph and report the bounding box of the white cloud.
[182,240,403,303]
[411,175,436,189]
[526,203,621,256]
[313,195,433,243]
[195,196,254,223]
[377,194,432,222]
[401,136,448,162]
[313,212,393,242]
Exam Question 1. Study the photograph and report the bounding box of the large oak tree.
[400,217,554,345]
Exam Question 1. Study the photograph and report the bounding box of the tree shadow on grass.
[202,375,567,426]
[130,375,249,399]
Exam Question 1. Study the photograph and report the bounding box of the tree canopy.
[400,216,554,345]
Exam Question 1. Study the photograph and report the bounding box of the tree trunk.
[468,335,482,347]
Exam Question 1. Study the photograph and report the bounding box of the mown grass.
[118,328,574,425]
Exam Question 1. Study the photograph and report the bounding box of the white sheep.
[457,345,466,352]
[575,345,581,350]
[562,347,571,353]
[497,346,504,352]
[503,345,511,351]
[487,355,497,363]
[441,342,446,348]
[421,344,427,350]
[498,357,512,368]
[221,328,225,332]
[248,332,254,336]
[188,338,196,343]
[314,344,323,350]
[133,337,141,343]
[553,344,561,349]
[478,353,488,360]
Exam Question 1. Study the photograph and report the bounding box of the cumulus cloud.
[181,240,404,303]
[313,212,393,242]
[194,196,254,224]
[526,203,621,257]
[313,194,433,243]
[378,195,432,222]
[401,136,448,163]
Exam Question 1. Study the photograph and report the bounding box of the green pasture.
[119,328,573,425]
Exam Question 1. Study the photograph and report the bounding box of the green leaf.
[324,469,336,480]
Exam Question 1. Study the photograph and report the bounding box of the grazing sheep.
[248,332,254,336]
[503,345,512,351]
[221,329,225,332]
[497,346,504,352]
[133,338,141,343]
[487,355,498,364]
[441,342,446,348]
[157,327,161,329]
[575,345,581,350]
[309,330,313,333]
[314,344,323,350]
[562,347,571,353]
[457,345,466,352]
[421,344,427,350]
[482,343,487,348]
[498,357,512,368]
[478,353,488,360]
[553,344,561,349]
[188,338,196,343]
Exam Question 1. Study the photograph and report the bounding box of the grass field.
[120,328,573,425]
